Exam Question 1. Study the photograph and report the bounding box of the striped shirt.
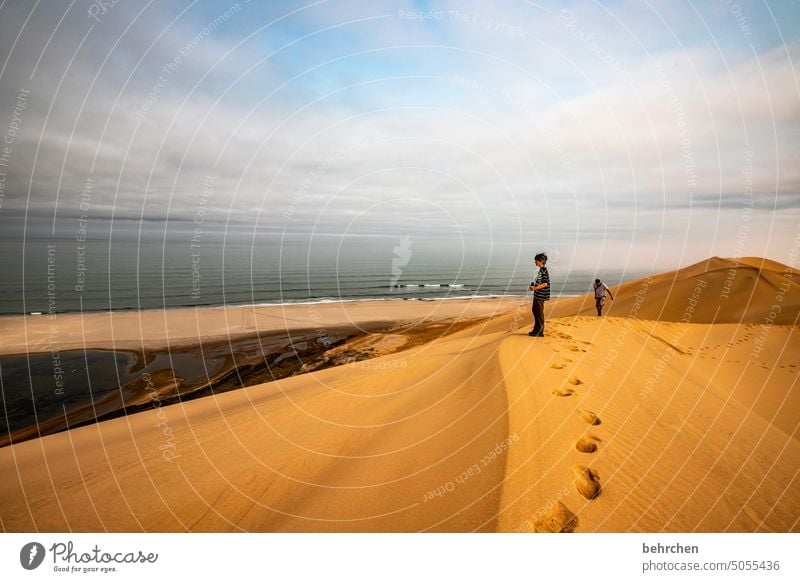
[533,267,551,301]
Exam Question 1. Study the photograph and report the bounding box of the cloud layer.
[0,0,798,270]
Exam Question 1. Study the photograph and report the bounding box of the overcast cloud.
[0,0,798,269]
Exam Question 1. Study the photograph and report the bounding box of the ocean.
[0,237,646,316]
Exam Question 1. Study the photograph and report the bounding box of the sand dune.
[494,315,799,532]
[1,258,798,532]
[551,256,799,324]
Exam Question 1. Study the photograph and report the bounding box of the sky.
[0,0,798,271]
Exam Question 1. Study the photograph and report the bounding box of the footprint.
[552,387,575,397]
[575,435,601,453]
[534,501,578,533]
[564,358,573,363]
[572,465,601,499]
[550,363,566,370]
[567,376,583,386]
[577,409,601,425]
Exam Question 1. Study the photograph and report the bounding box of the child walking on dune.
[528,253,550,337]
[593,278,614,316]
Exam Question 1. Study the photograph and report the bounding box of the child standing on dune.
[528,253,550,337]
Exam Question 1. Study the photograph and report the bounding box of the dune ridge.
[551,256,799,324]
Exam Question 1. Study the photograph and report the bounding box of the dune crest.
[550,256,799,324]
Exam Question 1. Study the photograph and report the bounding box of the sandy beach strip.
[0,295,528,355]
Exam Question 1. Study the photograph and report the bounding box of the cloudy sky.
[0,0,797,270]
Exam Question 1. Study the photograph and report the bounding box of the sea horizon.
[0,237,649,316]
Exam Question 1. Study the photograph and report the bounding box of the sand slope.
[551,256,799,324]
[1,258,798,532]
[0,322,512,532]
[495,315,799,532]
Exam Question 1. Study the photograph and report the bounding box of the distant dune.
[0,258,797,532]
[552,256,799,324]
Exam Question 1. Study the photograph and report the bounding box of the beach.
[0,257,798,532]
[0,295,526,354]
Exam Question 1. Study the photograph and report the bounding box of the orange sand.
[1,257,797,532]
